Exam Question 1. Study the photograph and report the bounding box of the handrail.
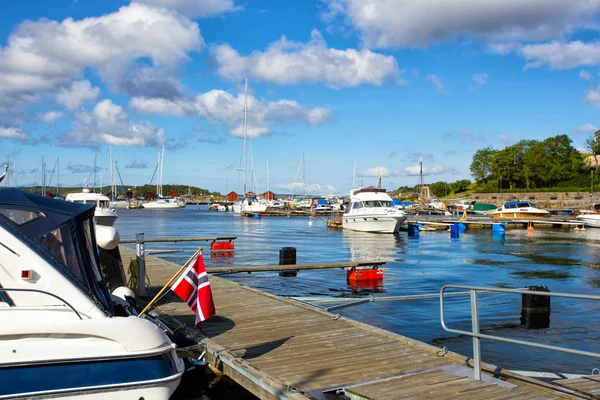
[440,284,600,380]
[0,288,83,320]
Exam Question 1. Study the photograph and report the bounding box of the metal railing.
[0,287,83,319]
[440,284,600,380]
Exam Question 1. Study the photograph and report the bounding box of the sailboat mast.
[302,153,305,196]
[156,151,160,196]
[109,145,113,199]
[93,153,97,193]
[243,78,248,195]
[41,156,46,195]
[56,158,59,196]
[160,145,165,197]
[419,155,423,199]
[13,155,16,187]
[266,160,269,196]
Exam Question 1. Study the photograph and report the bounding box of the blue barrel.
[457,222,467,232]
[450,224,460,238]
[407,224,420,238]
[254,213,261,219]
[491,223,505,233]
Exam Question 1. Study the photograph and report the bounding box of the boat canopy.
[0,188,113,314]
[503,201,536,208]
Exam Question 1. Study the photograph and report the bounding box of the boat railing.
[440,284,600,380]
[0,288,83,319]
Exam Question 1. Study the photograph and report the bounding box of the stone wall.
[454,192,596,210]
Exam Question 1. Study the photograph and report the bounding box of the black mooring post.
[136,233,146,296]
[279,247,298,277]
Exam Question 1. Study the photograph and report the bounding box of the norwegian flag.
[171,252,215,328]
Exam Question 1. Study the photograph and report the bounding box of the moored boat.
[0,189,184,399]
[492,201,549,218]
[575,211,600,227]
[342,186,407,233]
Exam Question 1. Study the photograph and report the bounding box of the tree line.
[470,134,596,192]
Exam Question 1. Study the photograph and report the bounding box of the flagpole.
[138,247,203,318]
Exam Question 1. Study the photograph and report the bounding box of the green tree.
[470,147,496,183]
[585,130,600,168]
[450,179,471,193]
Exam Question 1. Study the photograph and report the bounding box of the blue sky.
[2,0,600,195]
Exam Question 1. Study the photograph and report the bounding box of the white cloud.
[132,0,240,18]
[57,81,100,111]
[472,73,489,88]
[0,127,27,141]
[212,29,404,88]
[425,74,444,92]
[0,3,202,99]
[519,41,600,70]
[60,99,166,147]
[358,167,391,177]
[125,160,148,168]
[322,0,600,48]
[580,70,592,81]
[585,89,600,105]
[575,123,599,133]
[274,182,337,194]
[40,111,64,124]
[130,89,332,138]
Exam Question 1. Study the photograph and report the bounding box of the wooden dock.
[119,246,586,399]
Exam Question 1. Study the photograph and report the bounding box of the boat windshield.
[98,200,110,208]
[37,224,86,282]
[364,201,392,207]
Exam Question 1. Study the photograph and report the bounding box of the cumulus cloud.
[519,41,600,70]
[0,3,202,100]
[130,89,332,138]
[66,164,92,174]
[322,0,600,48]
[40,111,64,124]
[580,70,592,81]
[575,123,599,133]
[274,182,337,194]
[59,99,166,147]
[0,127,27,141]
[212,29,404,88]
[585,89,600,106]
[57,81,100,111]
[132,0,241,18]
[358,164,446,177]
[125,160,148,168]
[425,74,444,92]
[471,73,489,89]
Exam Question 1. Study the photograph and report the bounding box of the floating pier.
[119,246,585,399]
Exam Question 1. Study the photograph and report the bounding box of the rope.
[126,258,153,295]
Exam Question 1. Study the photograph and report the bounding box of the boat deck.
[119,246,584,400]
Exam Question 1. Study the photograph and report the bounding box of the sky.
[2,0,600,195]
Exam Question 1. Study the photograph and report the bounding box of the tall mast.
[160,144,165,197]
[266,160,269,196]
[56,158,59,196]
[302,153,305,196]
[41,156,46,196]
[13,155,16,187]
[109,145,113,199]
[243,78,248,195]
[156,151,160,196]
[419,155,423,197]
[93,153,97,193]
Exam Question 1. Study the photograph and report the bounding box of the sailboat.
[141,146,180,209]
[232,79,268,214]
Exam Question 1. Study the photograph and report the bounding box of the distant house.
[168,191,178,198]
[262,191,275,200]
[227,191,238,201]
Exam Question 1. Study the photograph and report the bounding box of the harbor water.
[116,206,600,377]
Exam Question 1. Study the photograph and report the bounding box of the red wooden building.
[227,191,238,201]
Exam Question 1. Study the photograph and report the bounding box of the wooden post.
[136,233,146,296]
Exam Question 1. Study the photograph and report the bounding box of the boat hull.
[576,214,600,227]
[141,201,180,209]
[492,212,548,218]
[342,215,407,233]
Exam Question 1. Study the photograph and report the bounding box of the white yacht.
[65,186,119,250]
[576,211,600,227]
[233,192,268,214]
[492,201,549,218]
[0,188,184,399]
[141,197,180,209]
[342,187,407,233]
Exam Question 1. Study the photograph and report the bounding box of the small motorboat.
[492,201,549,218]
[0,189,184,399]
[342,186,407,233]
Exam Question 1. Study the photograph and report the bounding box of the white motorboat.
[65,186,119,250]
[0,189,184,399]
[576,212,600,227]
[492,201,549,218]
[233,193,268,214]
[142,197,181,209]
[427,198,446,211]
[342,186,407,233]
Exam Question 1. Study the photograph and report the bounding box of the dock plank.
[120,246,582,400]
